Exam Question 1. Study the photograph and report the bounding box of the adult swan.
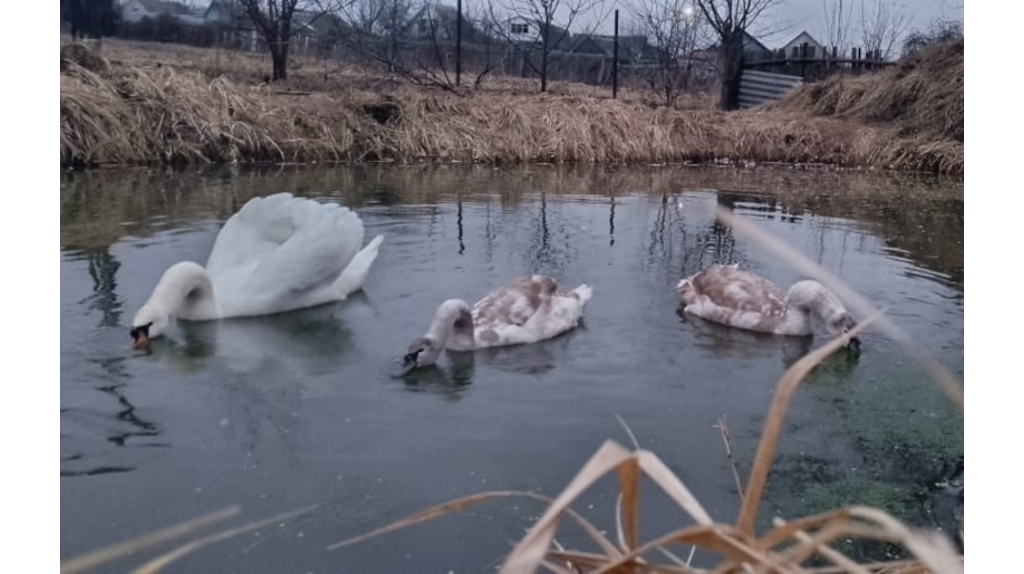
[130,193,384,349]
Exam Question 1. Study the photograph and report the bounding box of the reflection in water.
[84,249,122,328]
[684,314,817,368]
[399,351,475,401]
[456,196,465,255]
[60,164,962,570]
[397,327,584,399]
[609,196,615,246]
[61,355,163,478]
[150,303,357,376]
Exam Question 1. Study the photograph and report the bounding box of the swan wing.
[690,265,786,315]
[472,276,586,347]
[206,193,365,316]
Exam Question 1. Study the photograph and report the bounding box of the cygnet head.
[396,299,473,376]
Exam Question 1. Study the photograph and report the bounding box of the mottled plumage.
[399,275,593,374]
[677,264,860,348]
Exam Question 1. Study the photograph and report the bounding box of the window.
[511,22,529,35]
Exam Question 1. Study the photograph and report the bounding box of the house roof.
[576,34,661,61]
[135,0,193,16]
[781,30,822,48]
[704,31,770,54]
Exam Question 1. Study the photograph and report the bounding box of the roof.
[781,30,822,49]
[704,31,771,55]
[576,34,661,61]
[136,0,193,16]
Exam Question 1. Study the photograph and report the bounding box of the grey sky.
[192,0,964,51]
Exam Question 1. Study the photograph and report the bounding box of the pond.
[60,164,963,571]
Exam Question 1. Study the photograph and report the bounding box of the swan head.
[826,311,860,352]
[130,304,170,350]
[788,280,860,352]
[397,336,444,376]
[396,299,473,376]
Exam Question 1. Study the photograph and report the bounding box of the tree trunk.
[541,51,548,92]
[719,32,744,110]
[70,0,80,39]
[540,21,550,93]
[271,42,289,80]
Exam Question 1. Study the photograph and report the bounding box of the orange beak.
[131,332,150,350]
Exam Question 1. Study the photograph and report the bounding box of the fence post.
[612,9,619,99]
[456,0,463,86]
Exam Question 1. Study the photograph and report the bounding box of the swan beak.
[395,354,418,377]
[130,325,151,351]
[132,333,150,351]
[846,334,861,353]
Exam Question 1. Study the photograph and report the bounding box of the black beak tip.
[393,356,417,378]
[847,336,862,353]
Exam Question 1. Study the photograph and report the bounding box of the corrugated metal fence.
[738,70,803,109]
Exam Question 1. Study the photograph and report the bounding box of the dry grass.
[60,208,964,574]
[768,40,964,143]
[59,38,963,173]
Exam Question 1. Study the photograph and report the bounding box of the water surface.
[61,164,963,571]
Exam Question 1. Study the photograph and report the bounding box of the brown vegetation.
[769,39,964,143]
[60,38,963,173]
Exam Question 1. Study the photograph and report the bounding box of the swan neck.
[148,262,218,320]
[426,299,473,348]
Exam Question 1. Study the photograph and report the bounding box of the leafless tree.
[339,1,496,94]
[482,0,609,92]
[858,0,910,60]
[821,0,853,56]
[693,0,780,110]
[900,16,960,56]
[237,0,344,80]
[627,0,712,106]
[342,0,421,63]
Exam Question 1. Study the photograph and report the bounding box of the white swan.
[398,275,593,374]
[676,263,860,350]
[130,192,384,349]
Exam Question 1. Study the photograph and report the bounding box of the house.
[121,0,203,25]
[203,0,248,27]
[203,1,345,53]
[505,16,573,51]
[574,34,661,64]
[779,30,823,59]
[704,31,771,60]
[741,31,771,58]
[203,0,258,50]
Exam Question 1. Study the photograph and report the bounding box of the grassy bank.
[60,39,964,174]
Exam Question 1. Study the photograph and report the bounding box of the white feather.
[132,192,383,337]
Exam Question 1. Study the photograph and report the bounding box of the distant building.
[574,34,662,65]
[121,0,203,25]
[779,31,824,59]
[504,17,574,51]
[704,31,772,60]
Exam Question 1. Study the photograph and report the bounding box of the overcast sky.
[578,0,964,48]
[192,0,964,50]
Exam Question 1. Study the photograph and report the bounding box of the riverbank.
[60,38,963,174]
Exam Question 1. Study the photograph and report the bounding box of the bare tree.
[693,0,780,110]
[901,17,961,56]
[483,0,609,92]
[821,0,853,56]
[627,1,712,106]
[858,0,910,60]
[238,0,342,80]
[339,1,496,93]
[341,0,422,66]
